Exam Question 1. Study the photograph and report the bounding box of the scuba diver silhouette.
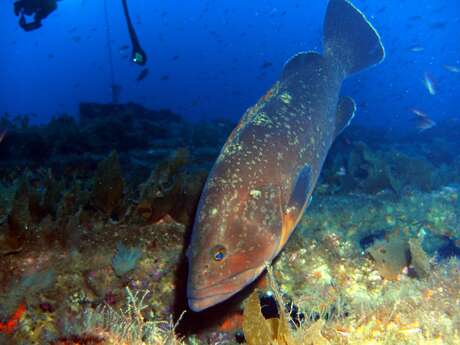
[13,0,147,67]
[14,0,58,32]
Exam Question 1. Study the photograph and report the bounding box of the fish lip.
[187,265,264,312]
[188,291,236,312]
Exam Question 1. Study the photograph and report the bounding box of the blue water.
[0,0,459,132]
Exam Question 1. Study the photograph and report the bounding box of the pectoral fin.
[287,164,312,213]
[279,165,312,252]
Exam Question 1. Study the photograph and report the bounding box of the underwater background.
[1,0,460,344]
[1,0,460,130]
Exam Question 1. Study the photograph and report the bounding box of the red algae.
[0,303,26,334]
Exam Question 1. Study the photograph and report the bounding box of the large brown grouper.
[186,0,385,312]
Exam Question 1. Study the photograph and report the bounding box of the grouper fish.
[186,0,385,312]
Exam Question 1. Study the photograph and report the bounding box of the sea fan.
[111,243,142,277]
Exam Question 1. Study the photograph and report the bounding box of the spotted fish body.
[187,0,385,312]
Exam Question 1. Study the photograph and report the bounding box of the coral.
[336,142,435,195]
[91,151,124,218]
[1,103,460,345]
[168,170,207,226]
[56,183,88,222]
[137,148,206,226]
[386,151,434,194]
[0,268,55,343]
[4,175,30,254]
[111,243,142,278]
[137,148,189,223]
[0,303,26,335]
[42,170,64,219]
[14,309,59,344]
[19,269,56,295]
[85,266,119,300]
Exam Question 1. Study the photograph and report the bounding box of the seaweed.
[408,238,431,278]
[137,148,206,226]
[367,232,410,280]
[42,170,64,219]
[242,266,330,345]
[91,150,124,218]
[3,175,30,254]
[339,142,435,195]
[0,269,55,321]
[64,287,185,345]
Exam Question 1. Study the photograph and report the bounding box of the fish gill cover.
[0,0,460,344]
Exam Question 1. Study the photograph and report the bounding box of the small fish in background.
[260,61,273,69]
[160,75,170,81]
[422,72,436,95]
[430,21,447,30]
[336,166,347,176]
[136,68,149,82]
[119,44,130,51]
[411,109,436,132]
[0,130,7,144]
[444,64,460,73]
[376,6,387,14]
[409,45,424,52]
[408,15,422,21]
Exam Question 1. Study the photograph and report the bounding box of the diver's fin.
[281,51,324,82]
[334,96,356,137]
[323,0,385,75]
[286,164,312,213]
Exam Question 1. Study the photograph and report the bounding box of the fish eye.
[211,245,226,262]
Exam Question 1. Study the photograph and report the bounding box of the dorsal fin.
[281,51,324,82]
[334,96,356,137]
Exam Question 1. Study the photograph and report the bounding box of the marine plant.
[75,287,185,345]
[242,266,330,345]
[111,242,142,277]
[92,150,125,218]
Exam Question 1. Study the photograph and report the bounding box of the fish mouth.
[188,265,265,312]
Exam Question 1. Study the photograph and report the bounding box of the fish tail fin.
[323,0,385,76]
